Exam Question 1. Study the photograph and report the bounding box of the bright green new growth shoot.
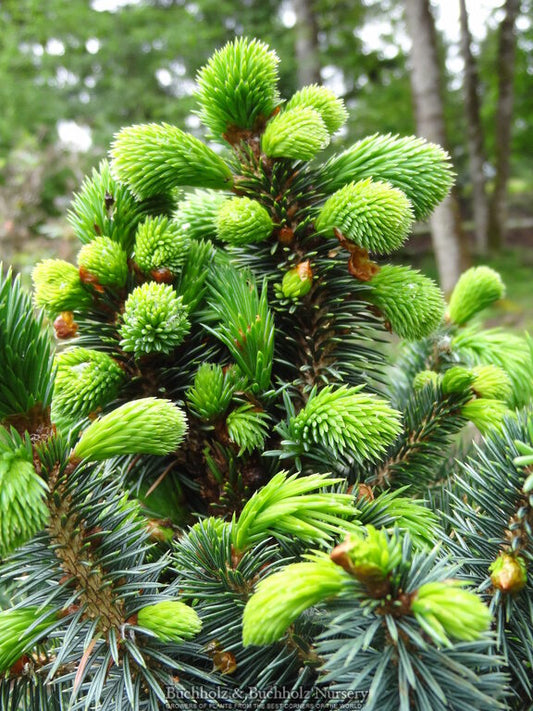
[285,84,348,134]
[134,215,189,275]
[52,348,125,427]
[411,581,492,647]
[315,178,414,254]
[77,236,128,288]
[369,264,446,339]
[448,266,505,325]
[186,363,235,421]
[232,470,358,553]
[73,397,187,461]
[286,385,403,462]
[242,555,350,646]
[470,364,512,402]
[120,282,191,358]
[323,133,454,219]
[0,267,54,421]
[111,123,233,198]
[0,429,48,556]
[195,37,280,137]
[136,600,202,642]
[32,259,91,316]
[330,524,402,584]
[215,196,273,245]
[262,106,330,160]
[225,403,270,455]
[0,608,60,673]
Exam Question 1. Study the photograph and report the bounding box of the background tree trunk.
[459,0,489,254]
[403,0,469,294]
[293,0,321,86]
[487,0,521,251]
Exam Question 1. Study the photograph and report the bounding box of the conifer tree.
[0,37,532,711]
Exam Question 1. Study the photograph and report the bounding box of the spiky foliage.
[206,266,274,392]
[73,397,187,461]
[111,123,233,198]
[32,259,91,316]
[322,133,454,219]
[52,348,125,428]
[448,266,506,325]
[279,260,314,299]
[411,580,493,646]
[452,327,533,408]
[315,178,414,254]
[471,364,513,402]
[368,264,445,340]
[370,382,470,490]
[215,196,273,245]
[77,235,128,288]
[120,282,190,358]
[173,189,228,241]
[2,36,533,711]
[186,363,235,421]
[174,237,216,311]
[355,489,441,548]
[280,384,403,466]
[0,428,48,556]
[445,415,533,706]
[0,452,225,710]
[0,607,61,673]
[262,106,329,160]
[67,159,168,251]
[231,470,358,553]
[0,267,54,422]
[320,537,504,711]
[461,398,511,434]
[330,524,402,581]
[242,555,350,646]
[413,369,440,390]
[226,403,270,455]
[134,215,189,275]
[515,420,533,473]
[195,37,280,137]
[441,365,476,394]
[243,530,504,710]
[172,518,323,697]
[136,600,202,642]
[285,84,348,134]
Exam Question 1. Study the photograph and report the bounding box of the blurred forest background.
[1,0,532,329]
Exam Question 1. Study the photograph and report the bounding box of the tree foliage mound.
[1,37,533,711]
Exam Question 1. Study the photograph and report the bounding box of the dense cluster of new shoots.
[0,37,532,711]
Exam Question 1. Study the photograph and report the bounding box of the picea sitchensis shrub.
[0,37,532,711]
